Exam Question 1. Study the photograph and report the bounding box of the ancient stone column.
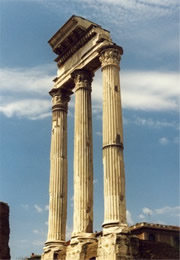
[45,88,71,248]
[99,46,127,233]
[72,69,94,238]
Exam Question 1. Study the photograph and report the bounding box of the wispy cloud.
[121,71,179,111]
[138,214,145,220]
[0,64,55,94]
[0,65,54,119]
[0,99,51,119]
[34,204,43,213]
[154,206,180,216]
[21,204,29,210]
[39,0,178,54]
[141,206,180,218]
[0,66,178,119]
[93,70,179,112]
[159,137,169,145]
[44,205,49,211]
[143,207,153,216]
[126,209,134,225]
[134,117,179,129]
[33,229,40,234]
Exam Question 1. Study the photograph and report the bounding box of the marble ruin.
[42,15,138,260]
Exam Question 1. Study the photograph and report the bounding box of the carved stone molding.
[50,88,72,112]
[99,46,123,69]
[55,26,96,67]
[72,69,94,92]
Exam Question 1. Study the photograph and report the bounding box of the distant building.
[130,222,180,248]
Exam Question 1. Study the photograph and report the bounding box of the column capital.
[49,88,72,112]
[71,69,94,92]
[99,45,123,69]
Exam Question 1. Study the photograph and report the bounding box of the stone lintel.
[52,38,112,91]
[48,16,112,91]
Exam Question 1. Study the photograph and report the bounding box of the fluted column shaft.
[72,69,94,236]
[100,46,127,228]
[46,88,71,244]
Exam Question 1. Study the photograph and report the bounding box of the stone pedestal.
[72,69,94,239]
[97,232,139,260]
[67,238,97,260]
[42,88,72,259]
[99,46,127,234]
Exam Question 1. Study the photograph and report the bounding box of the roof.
[130,222,180,232]
[48,15,109,56]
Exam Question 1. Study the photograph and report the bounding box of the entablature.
[48,15,123,92]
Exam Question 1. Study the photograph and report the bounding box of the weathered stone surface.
[44,88,72,254]
[72,69,94,238]
[43,15,136,260]
[100,46,127,232]
[97,232,139,260]
[0,202,10,260]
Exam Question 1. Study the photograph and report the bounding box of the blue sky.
[0,0,179,258]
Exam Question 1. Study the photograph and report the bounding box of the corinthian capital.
[72,69,94,92]
[49,88,72,112]
[99,46,123,69]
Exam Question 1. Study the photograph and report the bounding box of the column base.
[42,240,67,260]
[102,221,129,235]
[70,232,96,244]
[67,235,97,260]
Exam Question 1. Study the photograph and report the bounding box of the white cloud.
[40,0,178,45]
[159,137,169,145]
[140,205,180,223]
[138,214,145,220]
[154,206,180,216]
[142,207,153,216]
[126,210,134,225]
[44,205,49,211]
[134,117,178,129]
[0,99,51,119]
[0,66,178,119]
[33,229,40,234]
[121,71,179,111]
[0,64,55,95]
[93,70,179,112]
[34,204,43,213]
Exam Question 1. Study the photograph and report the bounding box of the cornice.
[55,25,96,67]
